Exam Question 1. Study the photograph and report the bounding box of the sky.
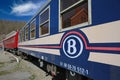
[0,0,47,21]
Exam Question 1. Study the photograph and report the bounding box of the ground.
[0,50,52,80]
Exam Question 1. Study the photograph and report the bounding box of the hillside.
[0,20,26,40]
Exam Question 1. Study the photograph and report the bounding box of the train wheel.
[17,51,22,56]
[46,64,57,77]
[47,64,51,73]
[66,70,92,80]
[66,70,82,80]
[51,65,57,76]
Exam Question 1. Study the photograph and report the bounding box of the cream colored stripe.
[19,33,64,45]
[88,52,120,67]
[81,20,120,43]
[19,47,60,55]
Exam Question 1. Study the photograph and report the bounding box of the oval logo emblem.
[62,34,83,58]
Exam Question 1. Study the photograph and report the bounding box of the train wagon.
[18,0,120,80]
[3,31,18,53]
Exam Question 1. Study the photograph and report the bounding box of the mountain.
[0,20,26,40]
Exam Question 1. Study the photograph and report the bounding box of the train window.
[39,6,50,36]
[30,19,36,39]
[19,32,22,42]
[20,32,23,42]
[22,29,25,42]
[60,0,90,30]
[25,26,29,41]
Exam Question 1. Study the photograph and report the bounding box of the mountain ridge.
[0,20,26,40]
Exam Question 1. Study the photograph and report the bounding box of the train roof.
[20,0,51,30]
[4,31,17,40]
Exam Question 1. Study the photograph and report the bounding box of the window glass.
[40,9,49,24]
[30,20,36,39]
[19,32,21,42]
[40,22,49,35]
[40,8,49,36]
[60,0,88,29]
[25,26,29,40]
[61,0,79,11]
[22,30,24,41]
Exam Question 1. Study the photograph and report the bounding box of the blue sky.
[0,0,47,21]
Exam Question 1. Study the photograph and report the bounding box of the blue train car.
[18,0,120,80]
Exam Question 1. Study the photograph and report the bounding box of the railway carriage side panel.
[3,31,18,50]
[18,0,120,80]
[92,0,120,25]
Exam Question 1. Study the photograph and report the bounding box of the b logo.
[62,35,83,58]
[67,39,77,55]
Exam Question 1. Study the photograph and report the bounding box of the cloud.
[11,1,46,16]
